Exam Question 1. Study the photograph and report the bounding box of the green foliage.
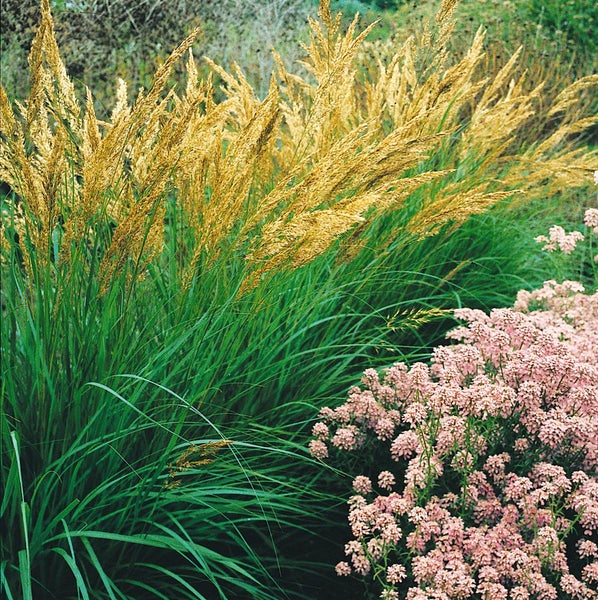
[0,248,344,597]
[332,0,398,13]
[524,0,598,57]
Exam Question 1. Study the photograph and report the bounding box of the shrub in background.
[0,0,313,107]
[524,0,597,58]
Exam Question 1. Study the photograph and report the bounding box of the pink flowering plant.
[534,190,598,288]
[310,214,598,599]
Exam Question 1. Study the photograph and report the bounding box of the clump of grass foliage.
[1,0,596,598]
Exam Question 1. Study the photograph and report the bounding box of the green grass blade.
[79,538,121,600]
[51,548,91,600]
[17,551,32,600]
[0,562,16,600]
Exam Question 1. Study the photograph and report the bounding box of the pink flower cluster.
[585,208,598,236]
[310,277,598,598]
[534,226,584,254]
[534,206,598,264]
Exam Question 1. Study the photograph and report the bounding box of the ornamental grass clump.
[310,212,598,599]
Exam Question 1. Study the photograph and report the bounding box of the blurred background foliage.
[0,0,314,110]
[2,0,596,118]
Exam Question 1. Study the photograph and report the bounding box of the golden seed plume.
[1,0,597,299]
[386,307,452,333]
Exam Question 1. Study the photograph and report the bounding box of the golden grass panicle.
[0,88,40,276]
[27,0,81,138]
[460,62,545,164]
[385,307,452,333]
[181,72,281,284]
[434,0,458,48]
[0,94,70,277]
[508,75,598,198]
[2,0,597,299]
[407,185,518,239]
[165,440,232,489]
[284,1,377,163]
[239,2,517,290]
[547,74,598,119]
[203,58,264,131]
[0,0,80,276]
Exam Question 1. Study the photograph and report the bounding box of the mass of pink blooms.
[310,209,598,599]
